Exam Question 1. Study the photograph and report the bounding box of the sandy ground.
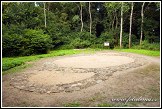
[2,51,160,107]
[53,55,134,68]
[29,54,134,85]
[29,71,95,85]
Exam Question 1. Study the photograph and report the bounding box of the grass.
[97,103,115,107]
[2,48,160,75]
[64,102,81,107]
[2,64,32,75]
[2,49,98,73]
[63,102,136,107]
[97,102,140,107]
[114,49,160,56]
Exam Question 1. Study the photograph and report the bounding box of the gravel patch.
[10,52,148,93]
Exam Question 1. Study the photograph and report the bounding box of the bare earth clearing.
[2,51,160,107]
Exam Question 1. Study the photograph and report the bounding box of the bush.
[90,44,105,49]
[2,33,24,57]
[99,32,115,43]
[59,32,96,49]
[23,29,52,55]
[132,40,160,51]
[122,32,138,48]
[71,38,91,49]
[2,29,52,57]
[96,31,117,49]
[56,44,74,50]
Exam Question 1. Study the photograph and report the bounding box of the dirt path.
[2,51,160,107]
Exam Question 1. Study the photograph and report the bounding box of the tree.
[120,2,123,48]
[89,2,92,35]
[2,2,160,54]
[44,2,47,28]
[80,3,83,32]
[140,2,145,45]
[104,2,121,31]
[129,2,134,48]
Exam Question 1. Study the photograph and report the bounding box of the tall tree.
[115,10,118,29]
[47,2,51,11]
[89,2,92,35]
[44,2,47,28]
[129,2,134,48]
[140,2,145,45]
[120,2,123,48]
[104,2,121,31]
[80,3,83,32]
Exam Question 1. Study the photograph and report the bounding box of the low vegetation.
[2,2,160,57]
[64,102,81,107]
[115,49,160,56]
[2,48,159,75]
[2,49,97,72]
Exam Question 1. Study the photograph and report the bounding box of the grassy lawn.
[2,48,160,75]
[114,49,160,56]
[64,102,81,107]
[2,49,98,73]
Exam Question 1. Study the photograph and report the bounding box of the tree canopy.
[2,2,160,57]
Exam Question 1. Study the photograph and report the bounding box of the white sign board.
[104,42,109,46]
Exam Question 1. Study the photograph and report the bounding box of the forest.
[2,2,160,57]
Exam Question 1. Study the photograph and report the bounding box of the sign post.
[104,42,109,47]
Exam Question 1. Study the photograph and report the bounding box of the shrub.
[56,44,74,50]
[90,44,105,49]
[132,40,160,51]
[62,32,96,49]
[122,32,138,48]
[2,33,24,57]
[99,32,115,43]
[98,31,116,49]
[23,29,52,55]
[2,29,52,57]
[71,38,91,49]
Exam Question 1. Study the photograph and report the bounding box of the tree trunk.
[129,2,134,48]
[80,3,83,32]
[120,2,123,48]
[112,12,115,30]
[44,2,46,28]
[115,11,118,29]
[47,2,50,11]
[140,2,145,45]
[89,2,92,35]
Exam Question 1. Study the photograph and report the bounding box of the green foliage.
[2,33,23,56]
[122,32,138,48]
[64,102,81,107]
[90,44,105,49]
[2,29,52,57]
[56,44,74,50]
[96,29,120,49]
[2,48,159,73]
[23,29,52,55]
[115,48,160,56]
[2,49,97,72]
[72,15,80,22]
[97,103,115,107]
[2,2,160,57]
[2,58,24,71]
[57,32,96,49]
[143,18,160,43]
[2,2,43,29]
[100,32,115,42]
[71,38,91,49]
[132,40,160,51]
[46,13,71,48]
